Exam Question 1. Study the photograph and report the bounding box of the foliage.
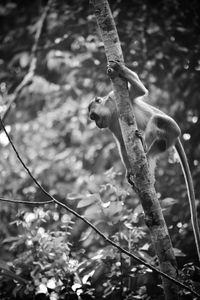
[0,0,200,299]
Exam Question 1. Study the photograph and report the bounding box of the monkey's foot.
[107,61,124,79]
[126,171,135,187]
[135,129,147,152]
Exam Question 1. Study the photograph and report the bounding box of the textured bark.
[91,0,179,299]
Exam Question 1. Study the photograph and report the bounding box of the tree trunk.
[91,0,179,299]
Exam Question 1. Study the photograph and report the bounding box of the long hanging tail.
[175,137,200,262]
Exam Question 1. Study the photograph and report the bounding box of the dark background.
[0,0,200,299]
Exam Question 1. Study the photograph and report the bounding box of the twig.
[0,23,84,57]
[0,196,53,205]
[0,118,199,298]
[36,33,71,52]
[1,0,54,124]
[0,266,28,285]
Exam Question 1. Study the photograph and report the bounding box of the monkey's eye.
[95,97,102,103]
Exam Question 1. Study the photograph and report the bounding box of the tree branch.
[90,1,182,299]
[0,196,53,205]
[0,119,199,298]
[1,0,54,125]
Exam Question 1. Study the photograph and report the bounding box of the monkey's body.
[88,61,200,261]
[90,90,180,173]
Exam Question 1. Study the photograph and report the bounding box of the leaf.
[67,193,83,201]
[83,203,101,219]
[77,194,100,208]
[161,197,178,208]
[139,243,150,251]
[137,250,154,263]
[132,204,143,223]
[0,259,9,270]
[103,201,123,217]
[173,248,186,257]
[2,236,21,244]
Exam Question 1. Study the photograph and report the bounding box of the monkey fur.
[88,61,200,261]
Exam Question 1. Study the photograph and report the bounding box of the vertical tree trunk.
[91,0,179,299]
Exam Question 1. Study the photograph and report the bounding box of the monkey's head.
[88,92,117,129]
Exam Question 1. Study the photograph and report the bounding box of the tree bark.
[91,0,179,299]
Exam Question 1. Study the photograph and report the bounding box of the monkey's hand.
[135,129,147,153]
[107,61,125,79]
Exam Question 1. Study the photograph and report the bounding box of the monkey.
[88,61,200,262]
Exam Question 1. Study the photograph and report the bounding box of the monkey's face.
[88,92,117,129]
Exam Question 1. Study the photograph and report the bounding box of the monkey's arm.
[108,61,148,98]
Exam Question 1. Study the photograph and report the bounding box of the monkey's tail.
[175,137,200,262]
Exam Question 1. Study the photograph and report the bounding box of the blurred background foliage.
[0,0,200,299]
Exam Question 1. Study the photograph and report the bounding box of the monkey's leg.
[145,114,179,151]
[145,132,168,161]
[147,138,167,157]
[143,115,169,173]
[120,66,148,97]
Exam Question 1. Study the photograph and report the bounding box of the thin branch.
[1,0,54,124]
[0,21,86,57]
[36,33,72,52]
[0,118,199,298]
[0,266,28,285]
[0,197,53,205]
